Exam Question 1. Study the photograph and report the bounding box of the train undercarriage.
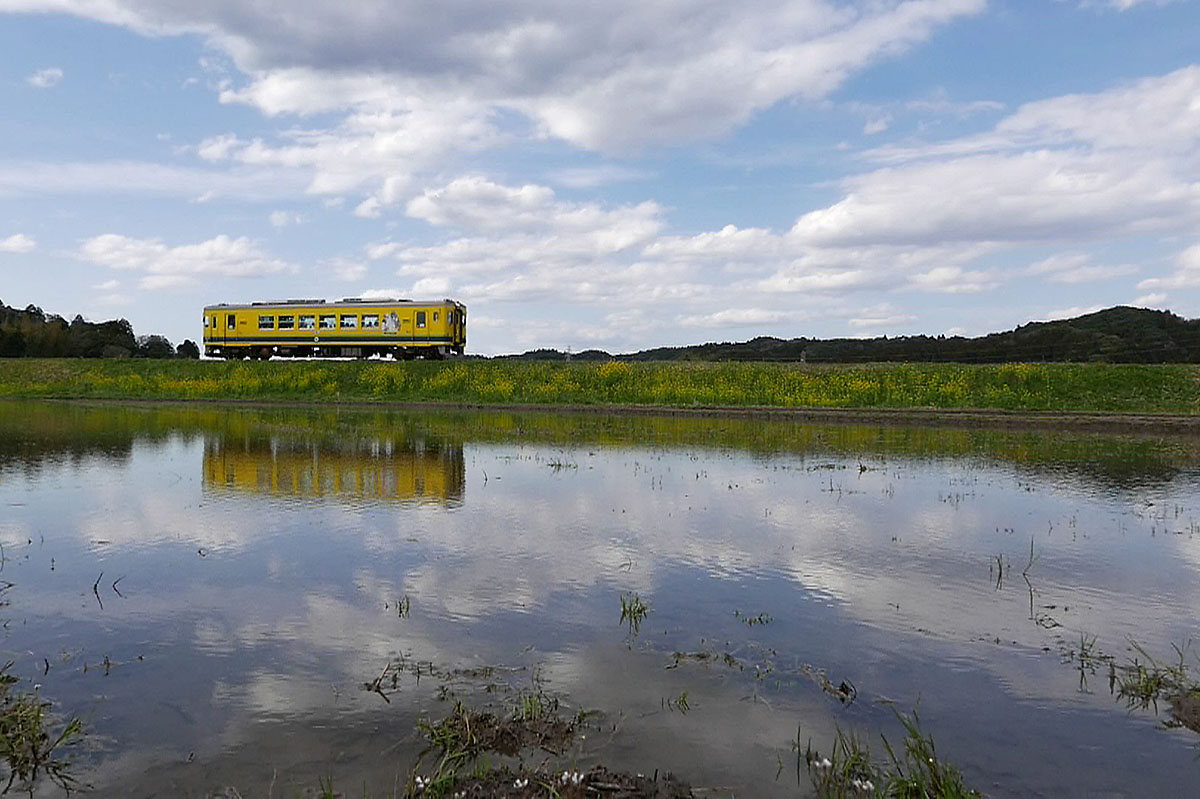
[206,345,461,360]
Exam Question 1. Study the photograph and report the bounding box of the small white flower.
[818,757,833,770]
[514,777,528,789]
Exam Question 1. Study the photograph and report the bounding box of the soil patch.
[1170,691,1200,734]
[440,765,693,798]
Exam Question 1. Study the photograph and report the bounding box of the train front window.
[204,317,209,328]
[258,315,275,330]
[227,314,236,329]
[362,314,379,329]
[278,315,295,330]
[416,311,426,328]
[340,315,358,330]
[320,314,336,330]
[299,315,315,330]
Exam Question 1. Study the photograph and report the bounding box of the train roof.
[204,298,464,312]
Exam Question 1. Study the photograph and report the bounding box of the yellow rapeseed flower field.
[0,358,1197,413]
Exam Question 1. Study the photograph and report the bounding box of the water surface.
[1,401,1198,797]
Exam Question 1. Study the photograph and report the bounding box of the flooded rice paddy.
[1,400,1199,797]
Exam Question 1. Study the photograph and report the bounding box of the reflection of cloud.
[7,407,1200,799]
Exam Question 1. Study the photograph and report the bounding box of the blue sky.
[2,0,1199,355]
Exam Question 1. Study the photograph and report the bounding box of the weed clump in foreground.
[407,695,693,798]
[0,664,85,794]
[410,693,577,797]
[1115,641,1200,734]
[800,709,980,799]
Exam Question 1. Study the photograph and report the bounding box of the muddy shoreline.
[29,396,1200,436]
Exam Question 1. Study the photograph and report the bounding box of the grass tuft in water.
[0,663,85,795]
[1113,640,1200,733]
[800,708,980,799]
[619,593,650,635]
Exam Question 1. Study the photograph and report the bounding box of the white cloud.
[904,92,1004,117]
[863,114,892,135]
[758,268,877,294]
[794,151,1195,246]
[27,67,63,88]
[407,176,662,242]
[0,160,306,201]
[848,310,918,329]
[326,257,367,282]
[1042,305,1106,320]
[754,241,997,296]
[4,0,986,215]
[906,265,998,294]
[545,165,652,189]
[364,241,400,260]
[92,291,133,307]
[676,308,800,329]
[198,94,498,213]
[358,288,406,300]
[1025,252,1138,284]
[795,67,1200,248]
[268,210,301,228]
[0,233,36,253]
[76,233,295,289]
[1083,0,1179,10]
[393,178,666,301]
[1137,243,1200,291]
[645,225,786,264]
[411,276,452,296]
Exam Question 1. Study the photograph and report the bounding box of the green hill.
[507,307,1200,363]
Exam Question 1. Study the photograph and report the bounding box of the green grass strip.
[0,359,1197,413]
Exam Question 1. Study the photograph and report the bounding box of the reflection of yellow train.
[203,437,465,505]
[202,297,466,360]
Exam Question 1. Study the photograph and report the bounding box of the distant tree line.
[0,300,199,359]
[502,307,1200,364]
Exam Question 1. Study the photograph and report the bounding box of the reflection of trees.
[422,410,1200,492]
[0,401,170,475]
[1,400,1197,493]
[202,435,465,505]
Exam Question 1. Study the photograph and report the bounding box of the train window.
[212,316,218,329]
[319,314,336,330]
[227,314,236,329]
[340,314,358,329]
[299,315,315,330]
[258,315,275,330]
[416,311,426,328]
[362,314,379,329]
[204,317,209,328]
[278,315,295,330]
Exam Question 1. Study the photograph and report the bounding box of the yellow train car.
[202,297,466,359]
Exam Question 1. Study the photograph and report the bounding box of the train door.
[211,312,225,347]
